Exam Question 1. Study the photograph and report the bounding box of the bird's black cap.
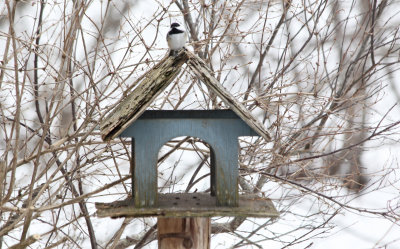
[171,23,180,28]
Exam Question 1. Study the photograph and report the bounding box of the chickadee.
[166,22,187,56]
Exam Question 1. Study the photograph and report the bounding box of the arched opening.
[157,136,215,197]
[128,110,249,207]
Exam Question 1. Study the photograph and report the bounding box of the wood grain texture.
[158,218,210,249]
[100,50,188,141]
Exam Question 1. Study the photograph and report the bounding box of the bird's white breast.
[167,32,186,50]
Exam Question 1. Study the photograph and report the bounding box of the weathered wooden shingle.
[100,49,271,142]
[186,52,271,141]
[100,51,188,141]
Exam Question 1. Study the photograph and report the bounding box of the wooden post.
[158,217,210,249]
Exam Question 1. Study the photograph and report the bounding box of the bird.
[166,22,187,56]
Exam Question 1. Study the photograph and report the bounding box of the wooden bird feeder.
[95,49,278,248]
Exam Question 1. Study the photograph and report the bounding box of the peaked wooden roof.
[100,49,271,142]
